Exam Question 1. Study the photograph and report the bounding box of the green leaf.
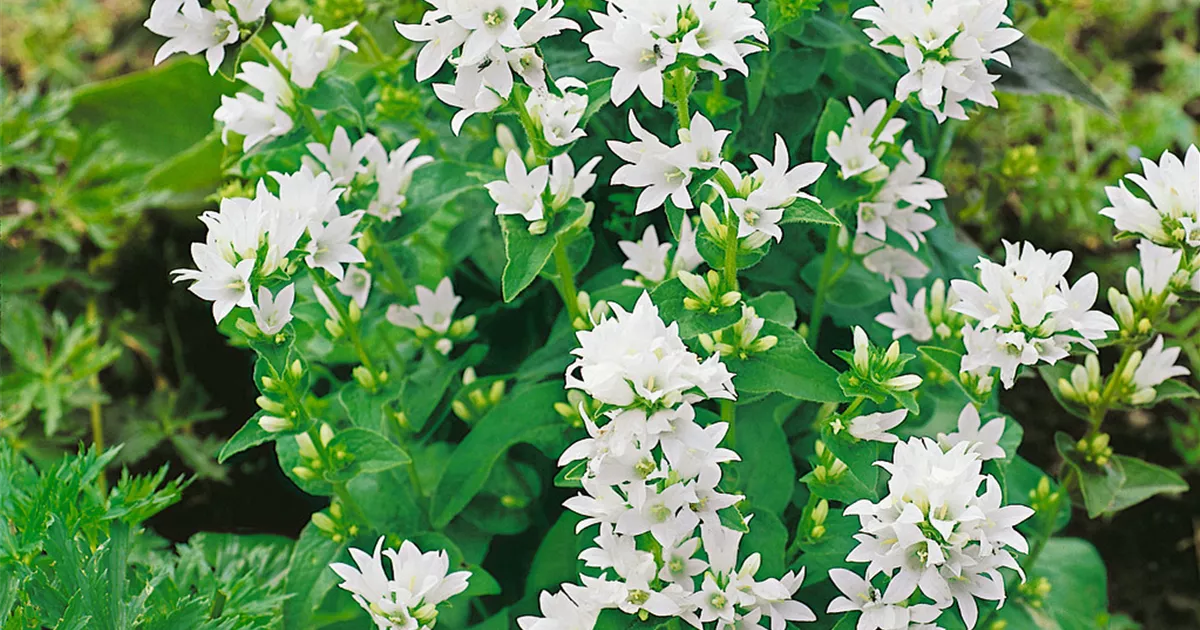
[649,278,740,339]
[553,459,587,488]
[581,77,613,124]
[523,512,584,604]
[325,428,411,479]
[780,197,840,227]
[594,609,676,629]
[920,346,991,407]
[1031,538,1109,629]
[1135,379,1199,406]
[791,507,859,585]
[810,98,851,163]
[768,48,826,96]
[217,411,277,464]
[1005,456,1070,534]
[718,503,752,533]
[300,76,366,129]
[746,291,797,328]
[791,14,861,49]
[1051,433,1186,518]
[429,382,566,528]
[995,37,1113,114]
[69,58,235,163]
[281,523,348,630]
[722,322,847,403]
[733,412,795,515]
[1036,363,1091,422]
[1107,455,1188,513]
[500,199,588,302]
[738,509,788,577]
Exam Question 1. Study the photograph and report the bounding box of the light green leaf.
[217,411,277,464]
[325,428,410,478]
[1107,454,1188,513]
[810,98,851,163]
[746,291,797,328]
[738,509,788,577]
[780,197,840,227]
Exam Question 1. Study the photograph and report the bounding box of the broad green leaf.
[746,291,797,328]
[397,344,488,432]
[995,37,1113,114]
[69,58,235,163]
[217,411,277,464]
[733,412,795,515]
[1055,432,1125,519]
[1031,538,1109,629]
[553,459,587,488]
[582,77,613,124]
[281,523,348,630]
[1107,454,1188,513]
[523,512,584,604]
[791,507,858,585]
[768,48,826,96]
[722,322,847,403]
[500,199,588,302]
[143,133,227,206]
[595,609,676,629]
[300,76,366,130]
[1005,456,1070,535]
[429,382,567,528]
[649,278,740,339]
[790,14,861,49]
[325,428,411,479]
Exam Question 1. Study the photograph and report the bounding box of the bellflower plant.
[39,0,1187,628]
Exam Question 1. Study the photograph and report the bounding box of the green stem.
[1086,344,1137,436]
[841,396,867,419]
[311,271,378,376]
[722,214,740,292]
[248,35,329,145]
[720,399,736,448]
[333,482,370,526]
[510,88,549,164]
[553,241,582,324]
[930,119,959,179]
[871,100,904,143]
[807,227,840,346]
[355,24,386,63]
[366,227,411,299]
[672,70,691,129]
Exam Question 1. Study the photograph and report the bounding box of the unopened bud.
[347,301,362,324]
[319,423,335,446]
[528,220,548,235]
[256,396,287,415]
[296,433,319,460]
[292,466,319,481]
[259,415,292,433]
[311,512,337,533]
[462,367,478,386]
[885,374,922,391]
[353,365,377,391]
[452,400,472,421]
[884,341,900,365]
[450,315,477,338]
[489,379,506,403]
[260,376,278,392]
[236,318,260,338]
[812,499,829,525]
[325,319,344,338]
[434,338,453,355]
[500,494,528,508]
[698,333,716,354]
[290,360,304,380]
[719,291,741,307]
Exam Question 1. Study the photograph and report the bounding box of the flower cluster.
[306,126,434,221]
[854,0,1023,122]
[582,0,767,107]
[836,435,1032,629]
[145,0,271,73]
[330,537,471,630]
[213,16,358,150]
[387,278,477,355]
[171,165,361,323]
[395,0,579,132]
[950,240,1118,388]
[618,223,702,287]
[522,292,814,629]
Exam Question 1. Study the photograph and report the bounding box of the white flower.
[214,93,294,151]
[145,0,239,74]
[547,153,601,210]
[842,409,907,443]
[251,284,295,335]
[305,210,366,280]
[527,77,589,146]
[876,286,933,342]
[567,292,736,407]
[369,139,435,221]
[487,151,550,222]
[329,537,470,630]
[274,16,358,89]
[858,141,945,250]
[172,247,255,322]
[938,403,1006,461]
[387,277,461,335]
[718,135,825,243]
[672,216,704,276]
[855,235,931,284]
[336,265,372,308]
[395,12,469,82]
[608,111,704,215]
[854,0,1023,122]
[827,568,944,630]
[843,438,1033,628]
[1101,145,1199,247]
[951,240,1118,387]
[230,0,271,22]
[1128,336,1190,404]
[827,97,905,180]
[583,9,678,106]
[619,225,673,286]
[1127,239,1183,306]
[306,127,381,184]
[677,0,768,78]
[747,568,817,630]
[517,588,599,630]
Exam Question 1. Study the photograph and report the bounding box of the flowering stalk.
[310,269,380,380]
[247,35,330,145]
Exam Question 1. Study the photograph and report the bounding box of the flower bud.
[290,360,304,380]
[311,511,337,534]
[256,395,287,415]
[811,499,829,526]
[699,202,725,239]
[852,327,870,372]
[325,319,344,338]
[258,415,293,433]
[260,376,278,392]
[489,379,506,403]
[319,423,335,446]
[885,374,922,391]
[719,291,741,307]
[1085,353,1101,384]
[393,410,410,430]
[450,315,477,338]
[353,365,377,391]
[528,220,548,235]
[292,466,319,481]
[697,333,716,354]
[435,338,453,355]
[236,318,260,338]
[296,433,319,460]
[452,400,472,421]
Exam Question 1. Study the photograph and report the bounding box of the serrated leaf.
[500,199,588,302]
[780,197,840,227]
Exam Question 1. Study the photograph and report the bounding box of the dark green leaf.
[780,197,840,227]
[500,199,588,302]
[282,523,347,630]
[649,278,740,339]
[995,37,1112,114]
[722,322,847,403]
[326,428,411,478]
[217,411,277,464]
[746,291,797,328]
[734,412,795,515]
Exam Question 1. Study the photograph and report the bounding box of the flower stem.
[311,271,379,376]
[720,399,736,448]
[722,213,740,292]
[807,227,840,346]
[871,99,904,143]
[1086,344,1137,435]
[553,240,582,324]
[672,70,691,130]
[332,481,370,526]
[355,24,386,63]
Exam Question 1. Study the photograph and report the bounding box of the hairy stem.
[672,70,691,130]
[722,214,740,292]
[720,399,736,448]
